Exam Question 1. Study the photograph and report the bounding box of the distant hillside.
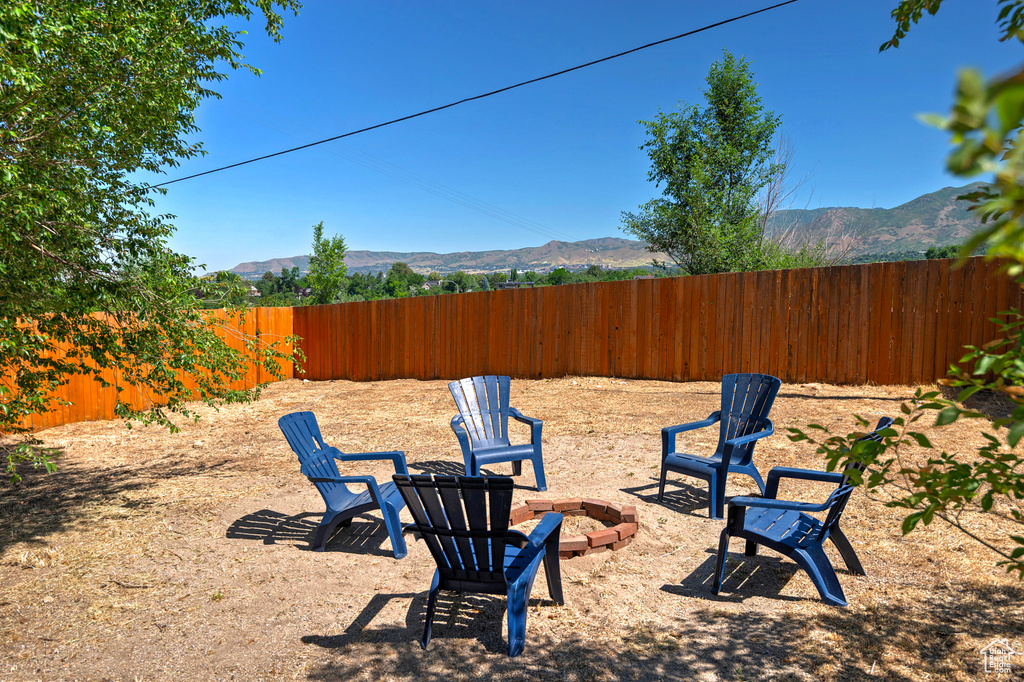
[772,183,984,257]
[231,237,666,279]
[229,184,987,279]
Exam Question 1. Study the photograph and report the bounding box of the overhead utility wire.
[224,99,579,242]
[152,0,800,188]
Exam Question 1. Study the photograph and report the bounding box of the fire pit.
[509,498,639,559]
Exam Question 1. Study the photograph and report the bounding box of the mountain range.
[229,183,985,279]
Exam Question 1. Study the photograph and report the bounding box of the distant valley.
[230,184,985,280]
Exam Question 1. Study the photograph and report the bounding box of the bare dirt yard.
[1,377,1022,681]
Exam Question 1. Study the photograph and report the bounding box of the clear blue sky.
[145,1,1021,272]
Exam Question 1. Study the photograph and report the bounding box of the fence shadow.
[225,509,400,556]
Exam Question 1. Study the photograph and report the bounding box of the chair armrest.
[334,449,408,475]
[450,415,474,463]
[509,407,542,444]
[721,419,774,464]
[527,512,563,548]
[662,411,722,457]
[728,495,833,514]
[764,466,844,499]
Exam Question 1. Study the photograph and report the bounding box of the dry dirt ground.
[0,377,1022,681]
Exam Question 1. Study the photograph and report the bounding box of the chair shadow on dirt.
[302,589,558,656]
[410,459,544,491]
[0,453,234,553]
[302,575,1024,682]
[225,509,400,557]
[664,548,804,603]
[620,477,707,515]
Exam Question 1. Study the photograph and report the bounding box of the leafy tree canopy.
[621,50,782,275]
[306,222,347,305]
[0,0,301,481]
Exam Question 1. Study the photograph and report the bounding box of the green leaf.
[1008,419,1024,448]
[908,432,934,448]
[902,512,923,535]
[935,406,962,426]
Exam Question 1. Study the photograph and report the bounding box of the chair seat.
[323,480,400,513]
[473,443,537,464]
[662,453,721,476]
[742,508,823,551]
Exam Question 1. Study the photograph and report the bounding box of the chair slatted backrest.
[395,475,515,590]
[449,376,512,450]
[278,412,345,497]
[818,417,895,541]
[715,373,782,464]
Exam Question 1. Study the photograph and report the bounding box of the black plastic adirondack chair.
[393,474,564,657]
[658,373,782,519]
[712,417,894,606]
[278,411,409,559]
[448,376,547,491]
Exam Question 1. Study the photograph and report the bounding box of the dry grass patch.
[0,377,1021,680]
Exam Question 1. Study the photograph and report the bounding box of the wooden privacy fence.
[294,256,1021,386]
[18,307,294,432]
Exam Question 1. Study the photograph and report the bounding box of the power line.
[223,98,580,242]
[151,0,800,188]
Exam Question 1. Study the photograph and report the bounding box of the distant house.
[294,287,312,298]
[422,280,444,290]
[632,275,654,280]
[494,281,536,290]
[247,286,260,297]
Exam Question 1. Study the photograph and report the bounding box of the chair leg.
[712,527,731,594]
[512,460,522,477]
[829,526,865,576]
[746,464,766,495]
[381,501,408,560]
[744,540,758,557]
[312,511,345,551]
[542,528,564,604]
[506,580,530,657]
[793,546,848,607]
[532,456,547,492]
[421,571,440,650]
[657,466,669,502]
[709,471,725,520]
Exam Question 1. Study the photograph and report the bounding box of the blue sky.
[146,1,1021,272]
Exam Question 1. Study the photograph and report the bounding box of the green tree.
[792,0,1024,577]
[306,222,348,305]
[382,262,423,298]
[925,244,961,259]
[621,50,782,275]
[0,0,301,481]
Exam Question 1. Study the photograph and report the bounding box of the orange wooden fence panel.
[18,307,293,432]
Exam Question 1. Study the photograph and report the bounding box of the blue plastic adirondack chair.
[658,373,782,519]
[448,376,547,491]
[278,411,409,559]
[393,474,564,657]
[712,417,894,606]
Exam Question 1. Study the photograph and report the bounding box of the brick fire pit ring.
[509,498,639,559]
